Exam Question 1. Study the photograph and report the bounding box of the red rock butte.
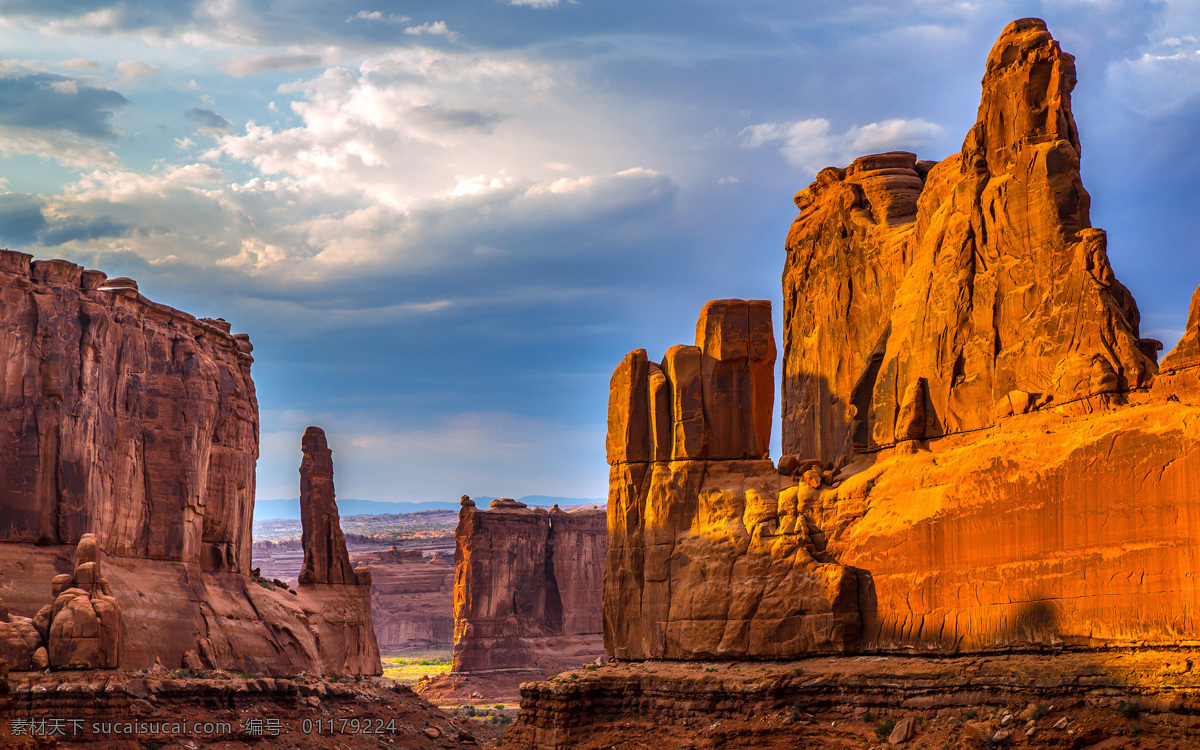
[451,496,606,676]
[0,255,378,676]
[601,18,1200,660]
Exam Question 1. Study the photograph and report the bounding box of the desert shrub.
[859,709,874,723]
[1118,700,1138,719]
[875,719,895,740]
[1031,703,1050,720]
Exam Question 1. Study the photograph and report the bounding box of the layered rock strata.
[453,497,605,675]
[781,18,1154,463]
[0,256,378,676]
[351,548,454,651]
[605,300,860,659]
[6,670,485,749]
[507,650,1200,750]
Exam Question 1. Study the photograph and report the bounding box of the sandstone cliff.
[0,255,257,570]
[453,497,605,675]
[781,18,1155,463]
[605,301,860,660]
[601,19,1200,660]
[350,547,454,651]
[0,256,379,676]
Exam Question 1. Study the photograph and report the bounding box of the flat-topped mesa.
[782,18,1154,464]
[452,498,605,675]
[604,302,860,660]
[298,427,361,586]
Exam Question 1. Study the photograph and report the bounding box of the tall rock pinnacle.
[781,18,1154,462]
[298,426,357,585]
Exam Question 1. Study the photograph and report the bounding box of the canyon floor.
[503,649,1200,749]
[1,667,510,749]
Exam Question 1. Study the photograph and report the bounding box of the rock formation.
[0,256,379,676]
[0,255,257,569]
[453,496,605,675]
[350,547,454,651]
[298,426,359,586]
[600,19,1200,660]
[605,301,860,659]
[43,533,124,669]
[781,18,1154,463]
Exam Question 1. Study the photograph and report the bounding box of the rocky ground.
[1,667,505,749]
[503,650,1200,749]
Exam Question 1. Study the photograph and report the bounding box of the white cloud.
[62,58,103,72]
[0,128,118,168]
[510,0,561,6]
[223,53,328,78]
[346,11,411,23]
[404,21,454,37]
[49,79,77,94]
[115,60,160,81]
[740,116,945,174]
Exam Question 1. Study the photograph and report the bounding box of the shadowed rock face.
[781,18,1154,464]
[0,257,379,676]
[600,19,1200,660]
[299,427,358,586]
[350,548,454,651]
[0,253,257,571]
[452,498,606,675]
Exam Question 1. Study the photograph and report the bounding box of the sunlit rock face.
[603,19,1200,658]
[604,300,862,660]
[781,18,1154,464]
[0,256,379,676]
[452,497,606,675]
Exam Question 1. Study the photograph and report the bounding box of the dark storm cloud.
[0,194,47,246]
[0,72,128,140]
[0,194,126,247]
[40,216,130,246]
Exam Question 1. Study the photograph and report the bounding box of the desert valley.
[2,12,1200,750]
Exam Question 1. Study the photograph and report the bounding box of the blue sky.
[0,0,1197,504]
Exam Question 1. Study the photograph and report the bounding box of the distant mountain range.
[252,495,605,520]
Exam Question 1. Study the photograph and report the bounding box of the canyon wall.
[351,547,454,652]
[453,497,605,676]
[0,255,378,676]
[601,18,1200,659]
